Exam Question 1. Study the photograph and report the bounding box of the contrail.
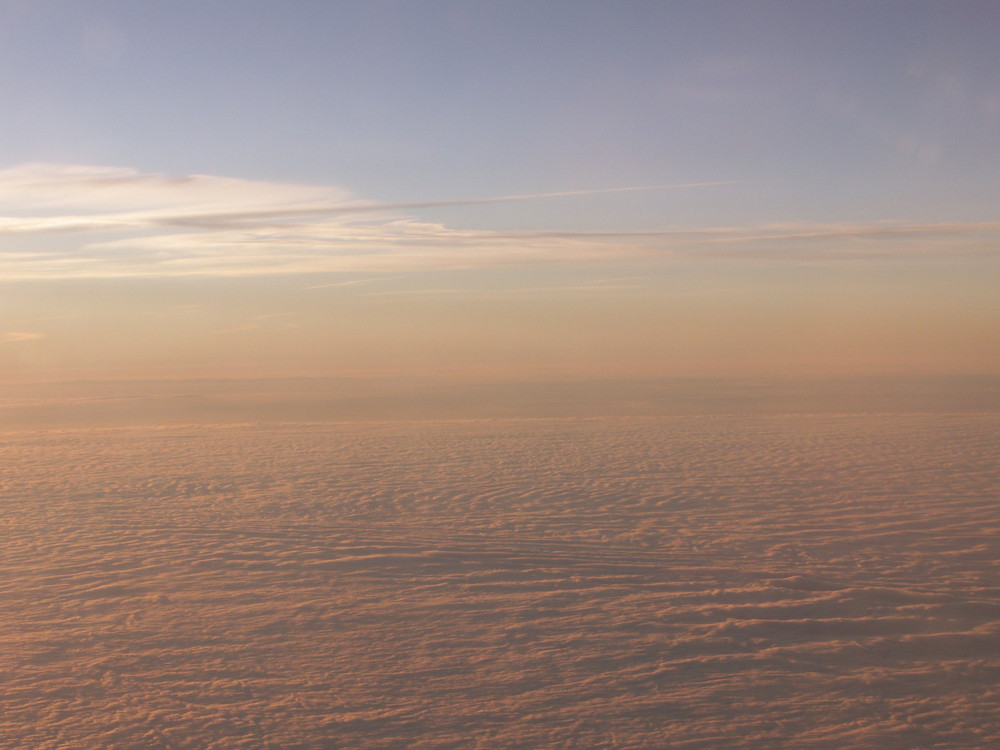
[387,180,743,209]
[162,181,743,227]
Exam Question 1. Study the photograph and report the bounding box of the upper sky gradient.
[1,1,997,386]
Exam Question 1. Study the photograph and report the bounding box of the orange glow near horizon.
[2,259,998,388]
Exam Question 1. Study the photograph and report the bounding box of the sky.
[0,0,998,393]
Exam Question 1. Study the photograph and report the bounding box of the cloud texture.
[1,415,997,747]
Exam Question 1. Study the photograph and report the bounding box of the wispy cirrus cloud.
[0,163,996,279]
[0,162,726,235]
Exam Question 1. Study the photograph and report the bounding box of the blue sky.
[3,0,997,224]
[0,1,997,384]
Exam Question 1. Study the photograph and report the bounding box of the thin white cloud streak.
[72,218,1000,278]
[0,163,997,279]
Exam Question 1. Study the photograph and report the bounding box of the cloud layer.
[1,163,997,278]
[1,415,998,747]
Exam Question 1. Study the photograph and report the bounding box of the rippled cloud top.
[2,415,998,748]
